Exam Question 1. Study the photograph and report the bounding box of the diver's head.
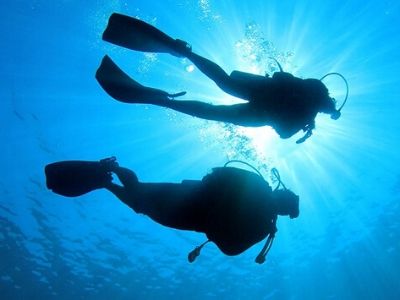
[272,189,299,219]
[304,79,340,119]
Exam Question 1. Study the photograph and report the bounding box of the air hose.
[320,72,349,118]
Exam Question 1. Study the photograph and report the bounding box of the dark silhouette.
[96,13,342,143]
[45,157,299,263]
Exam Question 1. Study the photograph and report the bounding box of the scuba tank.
[230,70,269,85]
[229,57,284,85]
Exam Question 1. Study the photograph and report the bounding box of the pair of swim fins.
[46,15,189,197]
[96,13,188,103]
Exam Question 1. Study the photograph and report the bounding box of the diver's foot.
[170,39,192,57]
[100,156,119,172]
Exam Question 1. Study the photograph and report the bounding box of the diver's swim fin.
[95,55,186,103]
[102,13,191,57]
[45,159,113,197]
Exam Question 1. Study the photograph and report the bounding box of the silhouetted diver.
[45,157,299,263]
[96,13,348,143]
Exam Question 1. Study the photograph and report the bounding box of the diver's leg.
[104,166,140,210]
[98,157,140,209]
[132,181,207,231]
[105,182,129,204]
[110,166,139,189]
[153,100,269,127]
[104,166,207,231]
[172,42,249,99]
[184,51,250,99]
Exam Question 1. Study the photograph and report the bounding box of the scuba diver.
[95,13,348,143]
[45,157,299,264]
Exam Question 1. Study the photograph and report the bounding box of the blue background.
[1,0,400,299]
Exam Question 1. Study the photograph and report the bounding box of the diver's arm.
[274,124,300,139]
[277,119,316,140]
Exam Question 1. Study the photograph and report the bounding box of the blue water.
[2,0,400,299]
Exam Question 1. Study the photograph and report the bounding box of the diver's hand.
[303,120,315,132]
[167,91,187,99]
[296,123,314,144]
[100,157,119,172]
